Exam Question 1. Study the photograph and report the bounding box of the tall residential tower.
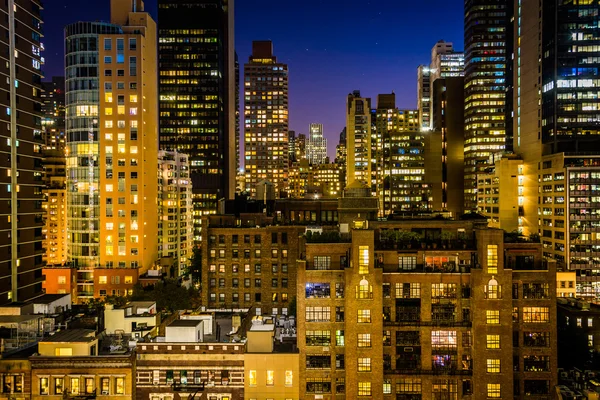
[244,41,289,196]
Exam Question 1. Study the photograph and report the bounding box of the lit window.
[485,278,501,299]
[486,310,500,324]
[105,93,113,103]
[57,276,66,284]
[129,94,138,103]
[358,246,369,274]
[358,357,371,372]
[522,307,549,323]
[105,107,113,116]
[486,359,500,373]
[266,370,274,386]
[487,245,498,274]
[487,383,501,398]
[248,370,256,386]
[358,382,371,396]
[285,370,293,386]
[105,120,113,128]
[357,333,371,347]
[99,276,107,284]
[357,309,371,323]
[590,318,594,327]
[578,318,582,327]
[486,335,500,349]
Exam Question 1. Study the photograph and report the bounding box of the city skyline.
[44,0,463,160]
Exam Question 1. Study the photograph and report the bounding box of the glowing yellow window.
[487,383,501,398]
[284,370,292,386]
[358,246,369,274]
[486,334,500,349]
[248,370,256,386]
[487,245,498,274]
[117,105,125,115]
[105,107,113,116]
[486,310,500,324]
[266,370,274,386]
[105,93,113,103]
[129,94,138,103]
[125,276,133,284]
[486,359,500,373]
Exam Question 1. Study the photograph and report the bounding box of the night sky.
[44,0,464,160]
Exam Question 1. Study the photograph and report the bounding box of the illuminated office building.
[463,0,508,211]
[346,91,372,187]
[0,0,45,304]
[41,77,66,153]
[65,0,158,301]
[306,123,327,165]
[430,40,464,82]
[158,0,236,239]
[296,133,307,161]
[244,41,289,197]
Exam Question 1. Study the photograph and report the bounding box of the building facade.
[297,222,557,400]
[0,0,45,304]
[306,123,327,165]
[41,77,66,153]
[158,151,194,276]
[463,0,508,211]
[157,0,236,232]
[65,0,159,302]
[346,91,372,187]
[201,215,304,314]
[417,66,432,131]
[244,41,289,197]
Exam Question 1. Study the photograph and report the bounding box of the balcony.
[385,320,472,327]
[386,368,472,376]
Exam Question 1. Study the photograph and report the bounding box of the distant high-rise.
[296,133,307,161]
[306,123,327,165]
[288,130,297,163]
[244,41,289,196]
[463,0,508,210]
[158,0,235,238]
[346,91,372,187]
[41,77,66,153]
[0,0,45,304]
[417,66,432,130]
[430,40,464,82]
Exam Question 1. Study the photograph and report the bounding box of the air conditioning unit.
[404,347,414,352]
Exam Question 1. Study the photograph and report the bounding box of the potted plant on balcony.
[457,232,469,249]
[441,231,454,249]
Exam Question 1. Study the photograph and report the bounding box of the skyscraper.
[158,0,235,239]
[346,91,372,187]
[417,66,432,130]
[430,40,465,82]
[306,123,327,165]
[244,41,289,196]
[515,0,600,296]
[41,77,66,153]
[0,0,45,304]
[65,0,158,301]
[463,0,508,210]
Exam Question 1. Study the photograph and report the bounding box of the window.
[523,332,550,347]
[358,357,371,372]
[397,378,422,394]
[523,307,549,323]
[358,246,369,274]
[485,278,501,299]
[285,370,293,386]
[305,283,330,298]
[99,377,109,395]
[524,355,550,372]
[486,334,500,349]
[356,280,373,299]
[336,330,345,346]
[313,256,331,270]
[306,377,331,393]
[431,331,457,350]
[58,276,66,284]
[40,377,49,395]
[487,359,500,373]
[306,306,330,322]
[306,330,331,346]
[383,379,392,394]
[54,377,64,395]
[306,355,331,369]
[266,370,274,386]
[589,318,594,327]
[357,309,371,323]
[70,377,80,395]
[433,380,457,400]
[399,256,417,270]
[487,383,501,398]
[104,38,112,50]
[485,310,500,325]
[248,370,256,386]
[357,333,371,347]
[487,245,498,274]
[358,382,371,396]
[522,283,549,299]
[395,282,421,298]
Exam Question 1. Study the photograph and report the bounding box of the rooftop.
[42,329,97,343]
[168,319,202,328]
[29,294,70,305]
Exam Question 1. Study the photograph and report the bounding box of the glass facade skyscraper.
[463,0,508,211]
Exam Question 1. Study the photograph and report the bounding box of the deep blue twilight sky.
[44,0,464,160]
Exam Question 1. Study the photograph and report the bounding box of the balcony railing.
[386,368,472,376]
[385,320,471,327]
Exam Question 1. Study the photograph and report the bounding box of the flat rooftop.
[29,294,70,305]
[42,329,97,343]
[168,319,202,328]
